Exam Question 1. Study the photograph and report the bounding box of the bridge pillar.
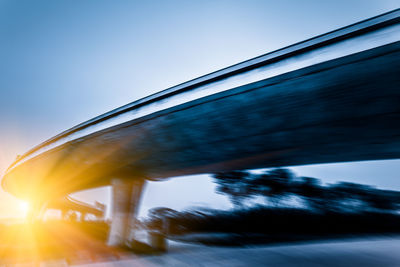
[107,178,145,247]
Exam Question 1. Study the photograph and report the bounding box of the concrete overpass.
[44,196,105,221]
[2,9,400,246]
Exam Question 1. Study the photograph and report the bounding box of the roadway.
[75,236,400,267]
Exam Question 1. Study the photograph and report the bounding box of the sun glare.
[19,201,30,215]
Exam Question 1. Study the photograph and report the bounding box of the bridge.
[2,9,400,247]
[44,196,105,221]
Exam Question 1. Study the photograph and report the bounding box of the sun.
[19,201,30,215]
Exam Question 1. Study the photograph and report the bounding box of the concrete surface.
[3,42,400,200]
[75,236,400,267]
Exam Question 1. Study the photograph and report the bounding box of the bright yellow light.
[19,201,30,215]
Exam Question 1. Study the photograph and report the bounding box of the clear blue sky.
[1,0,400,218]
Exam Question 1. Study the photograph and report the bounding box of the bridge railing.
[6,8,400,173]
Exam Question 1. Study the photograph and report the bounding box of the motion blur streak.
[7,9,400,171]
[1,6,400,267]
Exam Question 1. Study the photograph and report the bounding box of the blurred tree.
[363,191,399,211]
[212,168,400,214]
[252,168,294,206]
[212,170,253,208]
[293,177,329,211]
[146,207,178,234]
[212,168,295,207]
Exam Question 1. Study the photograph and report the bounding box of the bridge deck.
[3,10,400,199]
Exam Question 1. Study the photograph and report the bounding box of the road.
[74,236,400,266]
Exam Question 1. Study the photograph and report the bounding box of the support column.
[127,179,146,242]
[107,178,146,247]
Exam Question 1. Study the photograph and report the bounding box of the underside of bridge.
[3,42,400,202]
[43,196,105,221]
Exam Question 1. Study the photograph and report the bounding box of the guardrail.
[6,8,400,173]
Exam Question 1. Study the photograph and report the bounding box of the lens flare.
[18,201,29,216]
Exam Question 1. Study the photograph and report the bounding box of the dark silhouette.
[212,168,400,213]
[213,171,252,208]
[143,169,400,246]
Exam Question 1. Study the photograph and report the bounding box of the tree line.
[212,168,400,213]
